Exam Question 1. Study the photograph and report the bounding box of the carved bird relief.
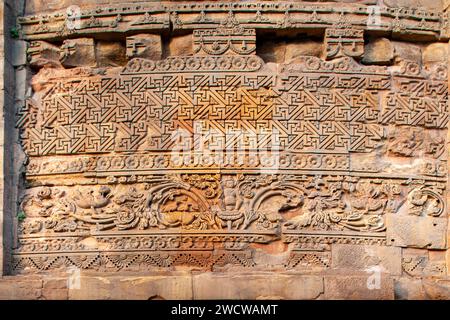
[73,186,112,212]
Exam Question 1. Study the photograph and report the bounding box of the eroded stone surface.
[384,0,443,9]
[126,34,162,60]
[69,274,193,300]
[394,278,426,300]
[193,274,324,299]
[423,43,449,64]
[392,41,423,63]
[27,41,61,68]
[60,38,96,68]
[386,215,447,249]
[285,40,323,62]
[324,275,395,300]
[423,279,450,299]
[331,244,402,275]
[0,277,43,300]
[362,38,394,65]
[169,34,193,56]
[95,41,127,67]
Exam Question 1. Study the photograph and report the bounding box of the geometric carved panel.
[13,4,448,274]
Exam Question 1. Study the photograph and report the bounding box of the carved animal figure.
[73,186,112,212]
[161,196,199,226]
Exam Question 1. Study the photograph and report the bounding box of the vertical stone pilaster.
[445,0,450,278]
[0,0,23,276]
[0,0,7,277]
[447,39,450,277]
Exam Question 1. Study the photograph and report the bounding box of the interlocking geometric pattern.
[21,56,446,157]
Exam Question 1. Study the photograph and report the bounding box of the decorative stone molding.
[16,2,445,41]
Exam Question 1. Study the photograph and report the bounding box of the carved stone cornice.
[17,2,446,41]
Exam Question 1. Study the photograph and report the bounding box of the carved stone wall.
[0,0,450,299]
